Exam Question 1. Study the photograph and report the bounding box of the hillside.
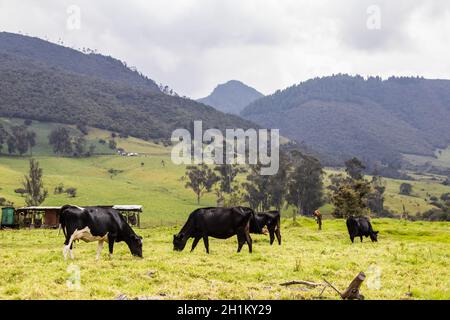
[0,33,257,140]
[0,32,160,92]
[241,75,450,167]
[198,80,264,115]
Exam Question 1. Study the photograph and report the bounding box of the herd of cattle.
[59,205,379,260]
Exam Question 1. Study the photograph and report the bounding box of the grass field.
[0,218,448,300]
[1,119,449,300]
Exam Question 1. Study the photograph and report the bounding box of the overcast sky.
[1,0,450,98]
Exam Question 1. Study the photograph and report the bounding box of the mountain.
[0,33,257,140]
[0,32,160,93]
[241,74,450,167]
[198,80,264,115]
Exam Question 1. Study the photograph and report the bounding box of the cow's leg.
[202,236,209,254]
[64,229,78,260]
[96,241,104,260]
[191,237,201,252]
[108,238,115,258]
[237,233,246,253]
[269,230,275,245]
[275,227,282,245]
[350,235,355,243]
[360,236,363,243]
[245,230,253,253]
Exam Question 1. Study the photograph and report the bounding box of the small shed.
[113,205,142,228]
[73,205,143,228]
[15,206,61,228]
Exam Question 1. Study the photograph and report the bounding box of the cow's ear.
[375,231,379,235]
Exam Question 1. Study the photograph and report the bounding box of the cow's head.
[128,234,143,258]
[173,233,187,251]
[370,231,379,242]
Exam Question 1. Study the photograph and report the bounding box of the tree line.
[182,153,392,219]
[0,122,36,156]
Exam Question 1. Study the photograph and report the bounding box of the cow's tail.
[59,205,73,238]
[275,212,281,232]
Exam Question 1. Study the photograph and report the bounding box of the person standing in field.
[313,210,322,231]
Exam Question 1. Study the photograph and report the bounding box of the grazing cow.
[346,216,379,243]
[173,207,254,254]
[249,211,282,245]
[60,205,143,260]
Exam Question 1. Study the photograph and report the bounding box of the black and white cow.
[59,205,143,260]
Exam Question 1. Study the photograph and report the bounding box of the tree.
[27,130,36,156]
[214,164,246,195]
[48,127,73,155]
[6,126,36,156]
[242,163,271,211]
[22,158,48,206]
[108,139,117,150]
[286,153,324,218]
[330,158,372,218]
[72,136,86,157]
[242,152,290,212]
[184,164,219,204]
[0,124,8,153]
[345,157,366,180]
[367,175,386,216]
[399,183,413,196]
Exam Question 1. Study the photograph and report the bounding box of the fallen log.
[281,272,366,300]
[280,280,324,288]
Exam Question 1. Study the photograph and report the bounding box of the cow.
[173,207,254,254]
[346,216,379,243]
[249,211,282,245]
[59,205,143,260]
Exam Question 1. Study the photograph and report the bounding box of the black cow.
[60,205,143,260]
[346,216,379,243]
[250,211,282,245]
[173,207,254,254]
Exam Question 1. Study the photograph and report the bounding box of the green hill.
[242,75,450,168]
[0,33,257,141]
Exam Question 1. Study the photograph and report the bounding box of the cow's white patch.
[70,227,108,243]
[63,227,109,260]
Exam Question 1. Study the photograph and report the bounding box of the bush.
[66,187,77,198]
[419,209,450,221]
[108,140,117,150]
[54,183,65,195]
[76,123,89,135]
[399,183,413,195]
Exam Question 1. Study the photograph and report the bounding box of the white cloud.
[0,0,449,98]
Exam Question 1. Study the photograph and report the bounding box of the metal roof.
[113,205,143,211]
[16,206,62,211]
[16,205,142,211]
